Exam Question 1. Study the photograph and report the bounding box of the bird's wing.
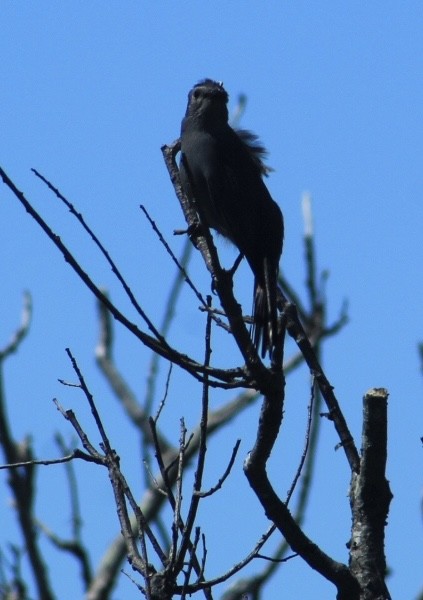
[235,129,273,176]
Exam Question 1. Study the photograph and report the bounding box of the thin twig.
[281,298,360,473]
[286,378,315,505]
[181,527,201,600]
[32,168,165,344]
[0,293,32,360]
[196,439,241,498]
[175,296,213,572]
[65,348,111,453]
[140,204,206,309]
[0,166,245,388]
[171,419,187,567]
[0,449,100,470]
[154,363,173,424]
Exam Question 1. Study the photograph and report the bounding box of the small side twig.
[285,377,315,505]
[195,439,241,498]
[0,293,32,360]
[175,296,213,573]
[53,433,92,587]
[32,168,165,346]
[280,297,360,474]
[140,204,206,309]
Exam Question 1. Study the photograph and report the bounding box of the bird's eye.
[193,89,201,100]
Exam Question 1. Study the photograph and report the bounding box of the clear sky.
[1,3,422,599]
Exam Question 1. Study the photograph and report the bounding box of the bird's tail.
[251,262,279,358]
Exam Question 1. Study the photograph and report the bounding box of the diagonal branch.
[0,166,246,389]
[280,297,360,473]
[31,168,164,344]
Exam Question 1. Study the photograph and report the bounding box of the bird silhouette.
[179,79,283,357]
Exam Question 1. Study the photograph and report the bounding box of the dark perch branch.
[233,197,356,598]
[349,388,392,599]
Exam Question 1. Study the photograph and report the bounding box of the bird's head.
[185,79,229,124]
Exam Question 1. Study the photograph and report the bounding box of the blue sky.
[1,3,422,599]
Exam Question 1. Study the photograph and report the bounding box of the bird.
[179,79,284,358]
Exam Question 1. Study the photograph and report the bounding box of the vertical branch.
[170,419,187,566]
[349,388,392,598]
[176,296,213,572]
[0,297,55,600]
[143,238,193,419]
[301,192,318,309]
[54,433,93,587]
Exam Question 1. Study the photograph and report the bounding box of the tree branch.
[349,388,392,599]
[0,301,55,600]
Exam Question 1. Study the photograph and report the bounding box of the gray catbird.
[179,79,283,358]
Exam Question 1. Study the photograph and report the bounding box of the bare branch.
[181,527,201,600]
[0,293,32,361]
[0,166,246,389]
[52,433,92,587]
[0,301,55,600]
[95,296,174,459]
[0,449,99,470]
[281,297,360,473]
[36,518,92,589]
[140,204,206,309]
[32,168,165,344]
[170,418,187,567]
[286,378,315,505]
[302,192,319,310]
[196,439,241,498]
[244,381,360,599]
[349,388,392,599]
[175,297,212,572]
